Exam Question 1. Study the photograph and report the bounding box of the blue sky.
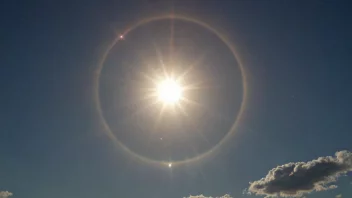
[1,1,351,198]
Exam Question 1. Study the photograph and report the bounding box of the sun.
[157,78,182,104]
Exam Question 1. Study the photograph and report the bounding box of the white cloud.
[247,150,352,197]
[0,191,13,198]
[336,194,342,198]
[185,195,232,198]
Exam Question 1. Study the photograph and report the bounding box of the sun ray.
[118,100,161,126]
[183,111,210,144]
[182,82,203,91]
[197,164,208,183]
[187,140,201,161]
[154,103,167,128]
[180,97,201,107]
[132,45,214,137]
[139,71,160,85]
[182,79,222,91]
[139,92,159,101]
[177,52,209,82]
[146,103,167,149]
[169,8,175,63]
[176,102,189,118]
[153,43,169,79]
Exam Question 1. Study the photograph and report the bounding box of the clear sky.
[1,1,351,198]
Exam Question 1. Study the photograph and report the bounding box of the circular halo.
[94,14,248,167]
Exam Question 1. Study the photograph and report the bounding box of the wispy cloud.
[0,191,13,198]
[336,194,342,198]
[247,150,352,197]
[185,194,232,198]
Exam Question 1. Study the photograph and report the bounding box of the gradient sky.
[1,1,352,198]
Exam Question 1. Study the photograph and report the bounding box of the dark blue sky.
[1,1,351,198]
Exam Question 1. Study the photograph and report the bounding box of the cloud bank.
[247,150,352,197]
[0,191,13,198]
[185,194,232,198]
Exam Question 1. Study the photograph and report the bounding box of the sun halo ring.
[94,14,249,168]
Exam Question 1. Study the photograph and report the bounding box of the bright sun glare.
[157,78,182,104]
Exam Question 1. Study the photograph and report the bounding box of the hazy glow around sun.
[157,78,182,104]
